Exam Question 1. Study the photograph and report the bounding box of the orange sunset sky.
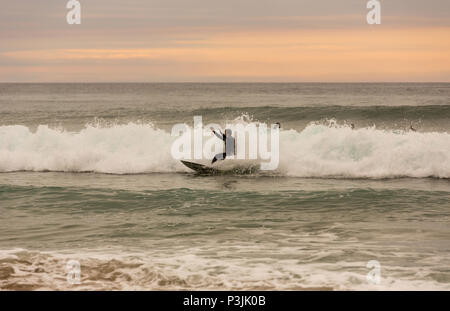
[1,0,450,82]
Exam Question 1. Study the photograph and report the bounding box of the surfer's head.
[225,129,232,137]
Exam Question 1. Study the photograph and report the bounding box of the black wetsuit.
[211,130,235,164]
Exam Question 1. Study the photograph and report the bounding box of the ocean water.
[0,83,449,290]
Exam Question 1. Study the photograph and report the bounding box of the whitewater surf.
[0,122,449,178]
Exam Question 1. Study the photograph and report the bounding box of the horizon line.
[1,81,449,84]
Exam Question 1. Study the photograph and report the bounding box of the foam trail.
[0,122,449,178]
[0,123,182,174]
[279,124,450,178]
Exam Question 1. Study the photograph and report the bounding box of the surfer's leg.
[211,153,226,164]
[211,153,221,164]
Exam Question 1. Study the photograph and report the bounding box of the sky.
[1,0,450,82]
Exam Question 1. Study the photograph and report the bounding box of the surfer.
[210,127,235,164]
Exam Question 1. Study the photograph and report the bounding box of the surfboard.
[181,160,260,175]
[181,160,221,174]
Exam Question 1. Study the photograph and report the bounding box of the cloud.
[1,27,449,82]
[3,49,161,60]
[1,0,450,82]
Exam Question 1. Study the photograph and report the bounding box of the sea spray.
[0,122,449,178]
[279,124,450,178]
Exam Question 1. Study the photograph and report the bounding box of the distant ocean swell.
[0,122,449,178]
[190,105,450,123]
[2,105,450,130]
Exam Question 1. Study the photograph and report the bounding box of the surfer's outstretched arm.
[210,127,225,140]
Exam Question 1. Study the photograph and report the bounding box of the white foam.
[279,123,450,178]
[0,123,183,174]
[0,122,449,178]
[1,248,448,290]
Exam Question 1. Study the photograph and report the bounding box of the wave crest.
[0,122,449,178]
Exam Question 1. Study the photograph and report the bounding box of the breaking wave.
[1,248,448,290]
[0,122,449,178]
